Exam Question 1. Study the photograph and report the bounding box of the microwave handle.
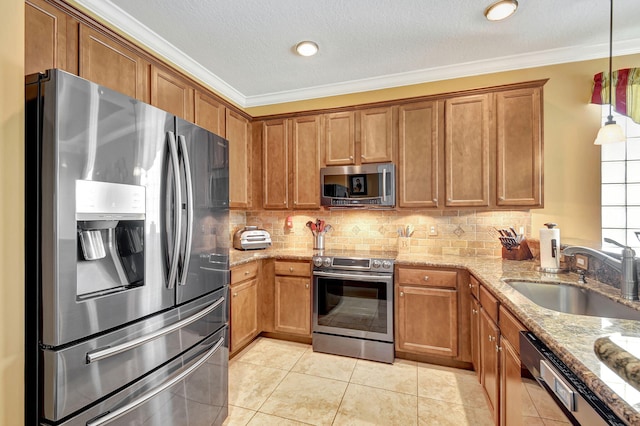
[382,167,387,201]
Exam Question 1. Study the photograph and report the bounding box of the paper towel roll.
[540,226,560,270]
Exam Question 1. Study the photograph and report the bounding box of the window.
[601,107,640,251]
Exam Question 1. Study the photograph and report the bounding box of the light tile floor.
[224,337,571,426]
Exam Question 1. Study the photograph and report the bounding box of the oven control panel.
[312,255,394,272]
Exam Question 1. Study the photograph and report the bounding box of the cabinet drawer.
[231,261,259,285]
[397,267,457,288]
[499,305,526,356]
[275,261,310,277]
[479,285,499,324]
[469,275,480,300]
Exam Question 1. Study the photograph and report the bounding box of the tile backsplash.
[232,209,532,257]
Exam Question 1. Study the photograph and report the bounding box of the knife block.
[502,239,533,261]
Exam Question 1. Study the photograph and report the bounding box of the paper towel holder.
[536,223,569,273]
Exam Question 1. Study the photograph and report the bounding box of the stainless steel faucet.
[563,238,638,301]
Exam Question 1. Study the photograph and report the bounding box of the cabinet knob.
[488,335,493,342]
[289,267,294,272]
[233,292,238,297]
[400,291,404,297]
[499,196,505,201]
[423,276,429,281]
[284,201,287,205]
[305,284,309,288]
[432,198,437,203]
[349,156,353,160]
[496,345,502,352]
[472,308,478,315]
[244,271,249,275]
[468,283,473,289]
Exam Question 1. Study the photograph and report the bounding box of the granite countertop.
[229,248,640,425]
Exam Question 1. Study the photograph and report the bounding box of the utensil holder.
[398,237,410,254]
[501,239,533,261]
[314,234,325,250]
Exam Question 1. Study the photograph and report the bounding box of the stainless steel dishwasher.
[520,331,625,426]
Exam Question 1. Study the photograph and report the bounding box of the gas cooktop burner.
[311,250,396,273]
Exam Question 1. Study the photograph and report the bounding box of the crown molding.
[70,0,640,108]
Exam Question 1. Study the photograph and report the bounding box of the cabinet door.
[79,25,150,102]
[291,116,322,209]
[445,94,490,207]
[471,297,481,381]
[500,337,523,426]
[230,278,258,353]
[227,110,252,209]
[396,285,458,357]
[360,107,394,164]
[480,307,500,423]
[496,88,542,207]
[398,101,440,207]
[325,112,356,165]
[25,0,75,75]
[195,91,225,136]
[150,65,194,121]
[262,119,289,209]
[274,276,311,336]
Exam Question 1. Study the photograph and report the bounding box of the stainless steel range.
[312,252,395,363]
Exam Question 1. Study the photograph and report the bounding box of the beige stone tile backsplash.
[232,209,532,257]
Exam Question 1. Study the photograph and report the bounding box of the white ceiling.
[72,0,640,108]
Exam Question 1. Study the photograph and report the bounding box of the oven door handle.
[86,296,225,364]
[313,270,392,282]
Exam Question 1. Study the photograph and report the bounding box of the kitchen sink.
[505,280,640,321]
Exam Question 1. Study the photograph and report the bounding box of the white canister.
[539,223,560,270]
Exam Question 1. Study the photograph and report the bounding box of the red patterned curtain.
[591,68,640,124]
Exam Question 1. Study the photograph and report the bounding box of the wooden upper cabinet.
[262,119,289,209]
[398,101,440,208]
[195,91,226,136]
[150,65,194,122]
[79,25,149,102]
[496,87,542,207]
[325,111,356,165]
[445,94,491,207]
[227,110,252,209]
[359,107,394,164]
[25,0,76,75]
[291,115,322,209]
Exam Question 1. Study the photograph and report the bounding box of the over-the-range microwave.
[320,163,395,208]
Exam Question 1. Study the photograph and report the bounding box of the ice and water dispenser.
[76,180,145,299]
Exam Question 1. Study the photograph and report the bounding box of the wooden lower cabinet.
[396,285,457,357]
[230,278,258,353]
[480,307,500,423]
[500,337,522,426]
[274,276,311,336]
[273,260,311,337]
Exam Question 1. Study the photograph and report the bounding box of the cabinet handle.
[233,293,238,297]
[305,284,309,288]
[289,267,294,272]
[423,276,429,281]
[400,291,404,297]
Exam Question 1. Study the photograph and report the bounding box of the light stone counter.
[229,248,640,424]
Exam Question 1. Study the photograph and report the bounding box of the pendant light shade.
[595,0,625,144]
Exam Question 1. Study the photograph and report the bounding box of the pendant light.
[594,0,625,145]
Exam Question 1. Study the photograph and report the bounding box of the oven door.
[313,270,393,342]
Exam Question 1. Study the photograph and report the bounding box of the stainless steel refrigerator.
[25,69,230,425]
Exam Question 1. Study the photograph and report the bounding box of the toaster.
[233,226,272,250]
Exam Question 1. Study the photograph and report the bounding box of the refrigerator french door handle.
[167,131,182,289]
[86,335,225,426]
[177,134,194,287]
[85,296,225,364]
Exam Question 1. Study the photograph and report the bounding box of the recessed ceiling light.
[484,0,518,21]
[295,41,319,57]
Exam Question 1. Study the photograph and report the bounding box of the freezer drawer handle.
[86,335,225,426]
[86,297,225,364]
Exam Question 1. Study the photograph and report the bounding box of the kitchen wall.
[1,0,24,424]
[247,54,640,245]
[234,209,531,256]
